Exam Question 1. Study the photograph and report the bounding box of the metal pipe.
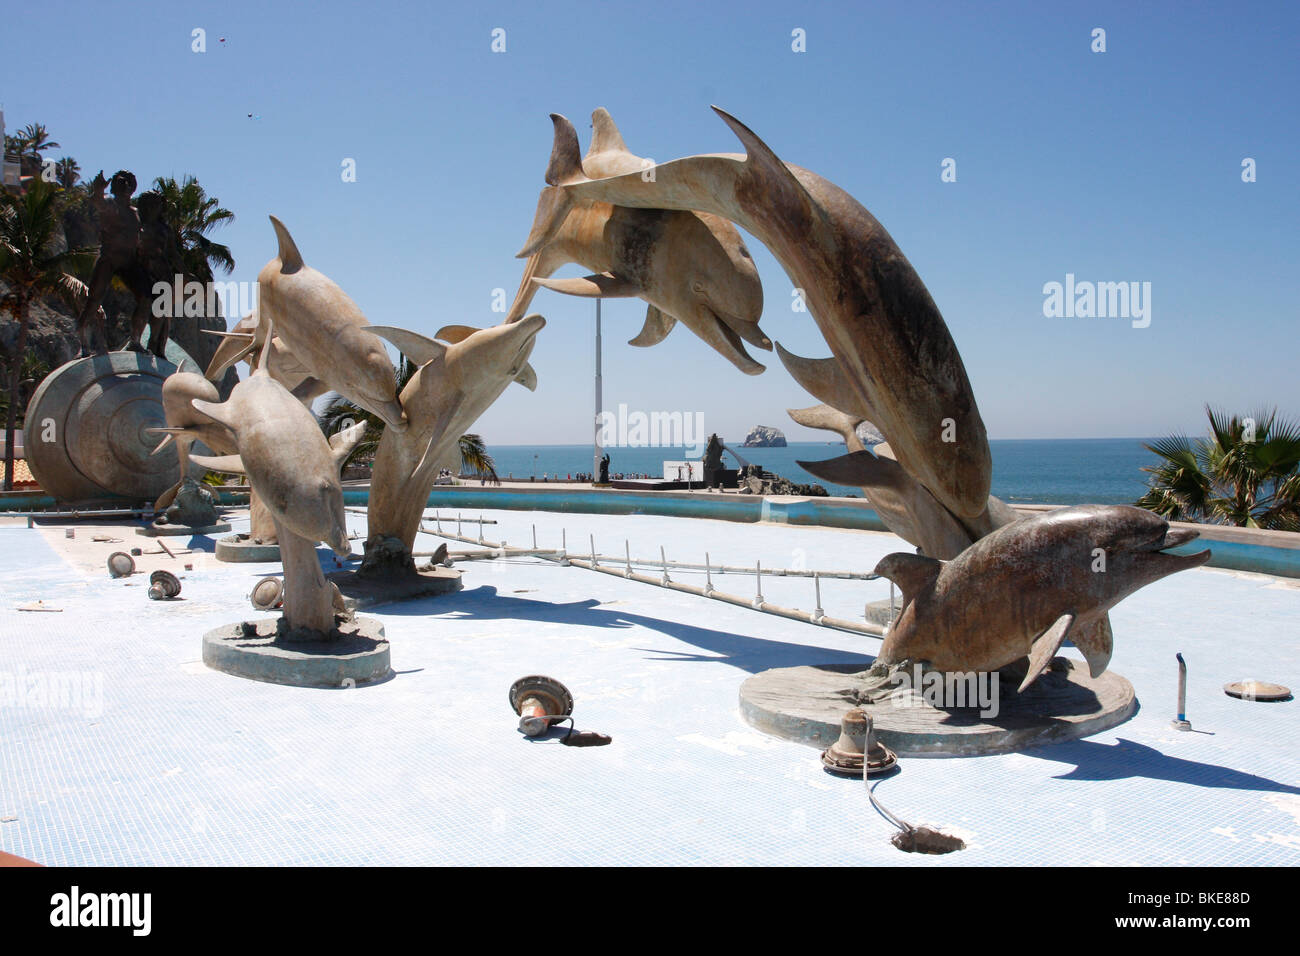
[753,560,764,609]
[660,545,671,586]
[583,554,876,580]
[813,573,825,624]
[1172,653,1192,731]
[564,555,884,638]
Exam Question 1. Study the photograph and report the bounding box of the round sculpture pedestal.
[202,616,390,688]
[739,657,1137,757]
[215,533,282,563]
[138,522,231,537]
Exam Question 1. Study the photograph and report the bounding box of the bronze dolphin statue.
[513,109,769,375]
[873,505,1212,690]
[553,106,990,519]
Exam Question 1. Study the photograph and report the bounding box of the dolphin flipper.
[329,420,369,470]
[775,343,878,424]
[1021,613,1075,692]
[798,450,904,492]
[629,305,677,347]
[788,403,867,449]
[1069,614,1114,678]
[188,453,246,475]
[533,274,642,298]
[514,362,538,391]
[190,399,237,430]
[204,332,257,380]
[369,326,446,366]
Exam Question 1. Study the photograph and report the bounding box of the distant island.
[743,425,787,447]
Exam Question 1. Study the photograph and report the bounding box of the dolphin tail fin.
[1069,614,1113,678]
[516,187,575,259]
[434,325,480,345]
[588,107,629,158]
[629,305,677,347]
[873,551,942,610]
[545,113,587,187]
[154,480,181,513]
[268,216,304,274]
[329,420,369,472]
[204,331,257,379]
[1020,613,1076,692]
[788,403,867,449]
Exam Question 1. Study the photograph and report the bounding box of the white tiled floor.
[1,509,1297,865]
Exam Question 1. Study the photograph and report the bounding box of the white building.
[1,108,24,189]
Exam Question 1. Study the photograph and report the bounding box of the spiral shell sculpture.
[24,348,202,502]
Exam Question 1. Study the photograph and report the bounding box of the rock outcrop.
[742,425,787,447]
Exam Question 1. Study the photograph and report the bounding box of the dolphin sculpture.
[360,315,546,575]
[256,217,407,430]
[788,403,1020,559]
[204,310,329,405]
[147,372,239,512]
[549,107,990,519]
[873,505,1212,691]
[512,109,769,375]
[188,324,367,634]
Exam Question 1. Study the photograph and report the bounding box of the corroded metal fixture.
[148,570,181,600]
[107,552,136,578]
[510,675,574,737]
[1224,680,1293,702]
[249,576,284,611]
[1172,652,1193,731]
[821,708,897,777]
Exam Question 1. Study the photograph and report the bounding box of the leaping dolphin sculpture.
[256,217,408,430]
[361,315,546,576]
[188,323,367,633]
[873,505,1212,690]
[512,109,769,375]
[787,403,1020,560]
[550,107,990,520]
[147,372,239,512]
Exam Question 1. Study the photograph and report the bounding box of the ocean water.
[481,438,1157,505]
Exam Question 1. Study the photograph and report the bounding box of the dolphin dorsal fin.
[1021,613,1076,692]
[368,326,446,366]
[588,107,629,158]
[545,113,587,187]
[873,552,942,609]
[268,216,304,274]
[712,106,823,231]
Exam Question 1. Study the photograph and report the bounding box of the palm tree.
[16,123,60,179]
[54,157,80,189]
[0,180,93,489]
[151,175,234,281]
[1137,406,1300,531]
[319,355,500,482]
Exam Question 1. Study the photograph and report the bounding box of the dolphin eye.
[691,280,705,294]
[739,246,751,258]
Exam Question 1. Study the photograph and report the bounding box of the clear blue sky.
[5,1,1297,445]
